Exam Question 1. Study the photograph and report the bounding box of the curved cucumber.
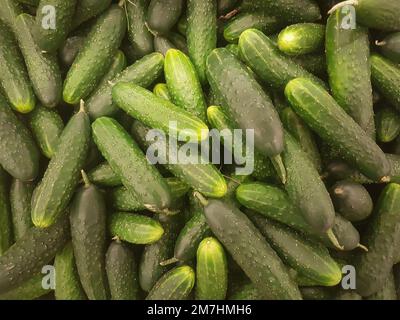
[147,0,183,35]
[153,83,171,101]
[72,0,112,29]
[0,168,12,256]
[377,32,400,63]
[59,35,85,68]
[278,23,324,55]
[376,108,400,143]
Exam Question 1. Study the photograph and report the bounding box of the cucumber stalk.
[357,244,369,252]
[270,155,287,184]
[194,192,209,207]
[81,170,91,188]
[327,229,344,250]
[159,257,179,267]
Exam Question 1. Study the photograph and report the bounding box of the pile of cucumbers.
[1,0,400,301]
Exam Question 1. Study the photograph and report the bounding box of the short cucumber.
[377,32,400,63]
[146,265,195,300]
[0,273,50,300]
[31,107,90,228]
[367,271,397,300]
[72,0,112,29]
[0,167,12,256]
[153,83,172,101]
[106,240,139,300]
[195,237,228,300]
[59,35,85,68]
[28,105,64,159]
[146,0,183,35]
[376,108,400,143]
[278,23,324,55]
[88,162,121,187]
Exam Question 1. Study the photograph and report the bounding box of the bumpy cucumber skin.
[0,94,39,181]
[0,273,51,300]
[147,0,183,35]
[88,162,122,187]
[187,0,217,85]
[72,0,112,29]
[278,23,324,55]
[94,50,127,93]
[206,48,284,157]
[28,105,64,159]
[204,199,302,300]
[87,52,164,119]
[378,32,400,63]
[355,0,400,32]
[92,117,172,213]
[59,35,85,68]
[63,5,126,104]
[354,183,400,297]
[326,10,375,138]
[292,54,326,77]
[0,215,69,294]
[146,265,195,300]
[0,22,35,113]
[54,242,86,300]
[15,14,62,108]
[367,271,397,300]
[106,241,139,300]
[10,179,34,241]
[229,282,262,300]
[285,77,391,181]
[0,0,22,32]
[0,168,12,256]
[153,83,172,101]
[376,108,400,143]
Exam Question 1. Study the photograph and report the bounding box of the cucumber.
[335,290,363,300]
[34,0,77,52]
[146,265,195,300]
[94,50,127,93]
[367,271,397,300]
[285,77,391,182]
[377,32,400,63]
[86,52,164,119]
[59,35,85,68]
[354,183,400,297]
[10,179,34,241]
[126,0,154,58]
[371,54,400,112]
[165,49,207,122]
[195,237,228,300]
[154,35,175,56]
[206,48,284,158]
[146,0,183,35]
[92,117,172,213]
[0,21,35,113]
[229,282,262,300]
[300,287,333,300]
[376,107,400,143]
[28,105,64,159]
[326,9,375,138]
[239,29,324,90]
[72,0,112,29]
[0,273,50,300]
[31,107,90,228]
[153,83,172,101]
[177,13,187,36]
[106,240,139,300]
[63,5,126,104]
[278,23,324,55]
[330,181,373,222]
[15,14,62,108]
[54,242,86,300]
[292,54,326,77]
[88,162,121,187]
[225,43,239,56]
[0,215,69,294]
[109,212,164,244]
[0,168,12,256]
[0,0,22,32]
[0,94,39,181]
[187,0,217,85]
[203,198,302,300]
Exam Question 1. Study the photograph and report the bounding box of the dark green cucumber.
[177,13,187,36]
[292,54,326,77]
[0,94,39,181]
[278,23,324,55]
[376,108,400,143]
[371,54,400,112]
[367,271,397,300]
[28,105,64,159]
[285,77,391,182]
[0,215,69,294]
[0,167,12,256]
[126,0,154,58]
[154,35,176,56]
[94,50,127,92]
[0,273,51,300]
[239,29,324,90]
[229,282,262,300]
[0,0,22,32]
[195,237,228,300]
[153,83,172,101]
[335,290,362,300]
[330,181,373,222]
[146,0,183,35]
[354,183,400,297]
[10,179,34,241]
[92,117,172,213]
[146,265,195,300]
[86,52,164,119]
[326,9,375,137]
[15,14,62,108]
[54,242,86,300]
[377,32,400,63]
[106,240,139,300]
[300,287,333,300]
[109,212,164,244]
[88,162,121,187]
[206,48,284,158]
[63,5,126,104]
[0,21,35,113]
[187,0,217,85]
[59,35,85,68]
[34,0,77,52]
[72,0,112,29]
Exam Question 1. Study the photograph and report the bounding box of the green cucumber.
[0,94,39,181]
[0,21,35,113]
[146,0,183,35]
[285,77,391,182]
[88,162,121,187]
[335,290,362,300]
[0,215,69,294]
[94,50,127,92]
[15,14,62,108]
[63,5,126,104]
[229,282,262,300]
[0,0,22,32]
[354,183,400,297]
[0,273,50,300]
[72,0,112,29]
[195,237,228,300]
[292,54,326,77]
[330,181,373,222]
[86,52,164,119]
[92,117,172,213]
[0,167,12,256]
[376,32,400,63]
[300,287,333,300]
[177,13,187,36]
[153,83,172,101]
[28,105,64,159]
[278,23,324,55]
[367,271,397,300]
[326,9,375,137]
[59,35,85,68]
[187,0,217,85]
[376,108,400,143]
[109,212,164,244]
[146,265,195,300]
[154,35,176,56]
[203,198,302,300]
[31,107,90,228]
[10,179,34,241]
[106,240,139,300]
[225,43,239,56]
[167,32,188,55]
[54,242,86,300]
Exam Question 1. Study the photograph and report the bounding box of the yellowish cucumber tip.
[179,265,195,278]
[32,218,51,229]
[16,103,35,114]
[214,180,228,198]
[327,269,343,287]
[380,176,391,183]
